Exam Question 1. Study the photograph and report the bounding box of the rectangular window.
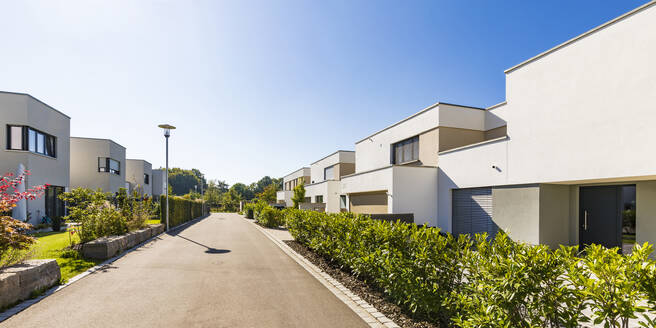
[144,173,150,185]
[391,136,419,164]
[6,125,56,158]
[324,165,334,181]
[340,195,347,209]
[28,129,36,152]
[99,157,121,175]
[9,126,23,150]
[315,195,323,203]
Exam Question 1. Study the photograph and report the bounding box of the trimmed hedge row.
[284,209,656,328]
[159,196,208,228]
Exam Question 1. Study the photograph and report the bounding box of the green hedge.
[160,196,208,228]
[243,201,285,228]
[284,209,656,328]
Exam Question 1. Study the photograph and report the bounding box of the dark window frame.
[6,125,57,158]
[391,135,419,165]
[144,173,150,185]
[98,157,121,175]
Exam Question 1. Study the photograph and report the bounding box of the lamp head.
[158,124,176,137]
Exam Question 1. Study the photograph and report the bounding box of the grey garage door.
[452,188,497,238]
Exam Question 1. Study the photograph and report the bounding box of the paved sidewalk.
[1,213,369,328]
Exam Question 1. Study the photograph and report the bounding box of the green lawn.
[31,231,101,283]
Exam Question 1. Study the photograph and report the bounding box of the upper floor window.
[144,173,150,185]
[98,157,121,175]
[392,136,419,164]
[324,165,335,180]
[6,125,57,158]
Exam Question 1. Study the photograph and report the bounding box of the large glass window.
[6,125,56,158]
[315,195,323,203]
[99,157,121,175]
[324,165,334,180]
[144,173,150,185]
[392,136,419,164]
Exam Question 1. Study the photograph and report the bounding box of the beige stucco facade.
[0,92,70,224]
[70,137,126,194]
[126,159,153,196]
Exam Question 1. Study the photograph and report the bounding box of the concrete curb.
[0,215,207,323]
[250,220,400,328]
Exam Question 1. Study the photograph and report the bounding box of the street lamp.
[158,124,176,231]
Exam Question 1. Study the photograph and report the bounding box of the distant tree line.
[164,167,282,212]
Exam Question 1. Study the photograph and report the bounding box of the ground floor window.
[315,195,323,203]
[340,195,347,210]
[452,188,497,238]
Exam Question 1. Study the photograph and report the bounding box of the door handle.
[584,210,588,231]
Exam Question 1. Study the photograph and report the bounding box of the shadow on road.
[176,235,231,254]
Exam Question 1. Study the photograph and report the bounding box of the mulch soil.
[283,240,440,328]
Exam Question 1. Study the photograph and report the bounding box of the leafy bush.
[1,171,46,268]
[159,195,206,228]
[256,207,285,228]
[284,209,656,327]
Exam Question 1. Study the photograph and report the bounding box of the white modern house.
[151,168,167,198]
[436,1,656,252]
[304,150,355,213]
[277,167,310,207]
[69,137,127,194]
[0,91,70,224]
[340,102,506,225]
[126,159,153,196]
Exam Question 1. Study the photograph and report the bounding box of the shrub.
[284,209,656,327]
[256,207,285,228]
[159,195,206,228]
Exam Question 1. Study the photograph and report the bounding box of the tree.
[230,183,254,200]
[291,183,306,209]
[257,183,278,203]
[221,189,241,212]
[167,168,205,195]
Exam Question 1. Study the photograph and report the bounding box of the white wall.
[305,180,341,212]
[392,166,438,226]
[283,167,310,185]
[276,190,293,207]
[152,168,166,196]
[310,151,355,183]
[438,3,656,230]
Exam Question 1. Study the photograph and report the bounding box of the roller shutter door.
[452,188,497,238]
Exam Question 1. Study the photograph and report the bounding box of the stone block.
[0,259,60,309]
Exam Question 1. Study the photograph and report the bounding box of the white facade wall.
[310,150,355,183]
[282,167,310,185]
[304,180,341,212]
[437,2,656,231]
[0,92,70,224]
[276,190,292,206]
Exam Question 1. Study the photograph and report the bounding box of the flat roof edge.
[282,167,310,179]
[355,102,485,144]
[0,91,72,119]
[505,1,656,74]
[70,136,126,149]
[310,150,355,165]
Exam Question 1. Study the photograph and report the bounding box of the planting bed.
[284,240,438,328]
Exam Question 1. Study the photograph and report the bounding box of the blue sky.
[0,0,648,184]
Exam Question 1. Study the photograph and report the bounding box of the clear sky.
[0,0,648,185]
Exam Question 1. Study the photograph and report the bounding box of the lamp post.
[158,124,176,231]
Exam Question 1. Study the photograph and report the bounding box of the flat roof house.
[304,150,355,213]
[341,102,506,225]
[0,91,70,224]
[126,159,153,196]
[277,167,310,207]
[437,1,656,252]
[70,137,126,194]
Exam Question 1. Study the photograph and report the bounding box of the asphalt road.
[2,213,369,328]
